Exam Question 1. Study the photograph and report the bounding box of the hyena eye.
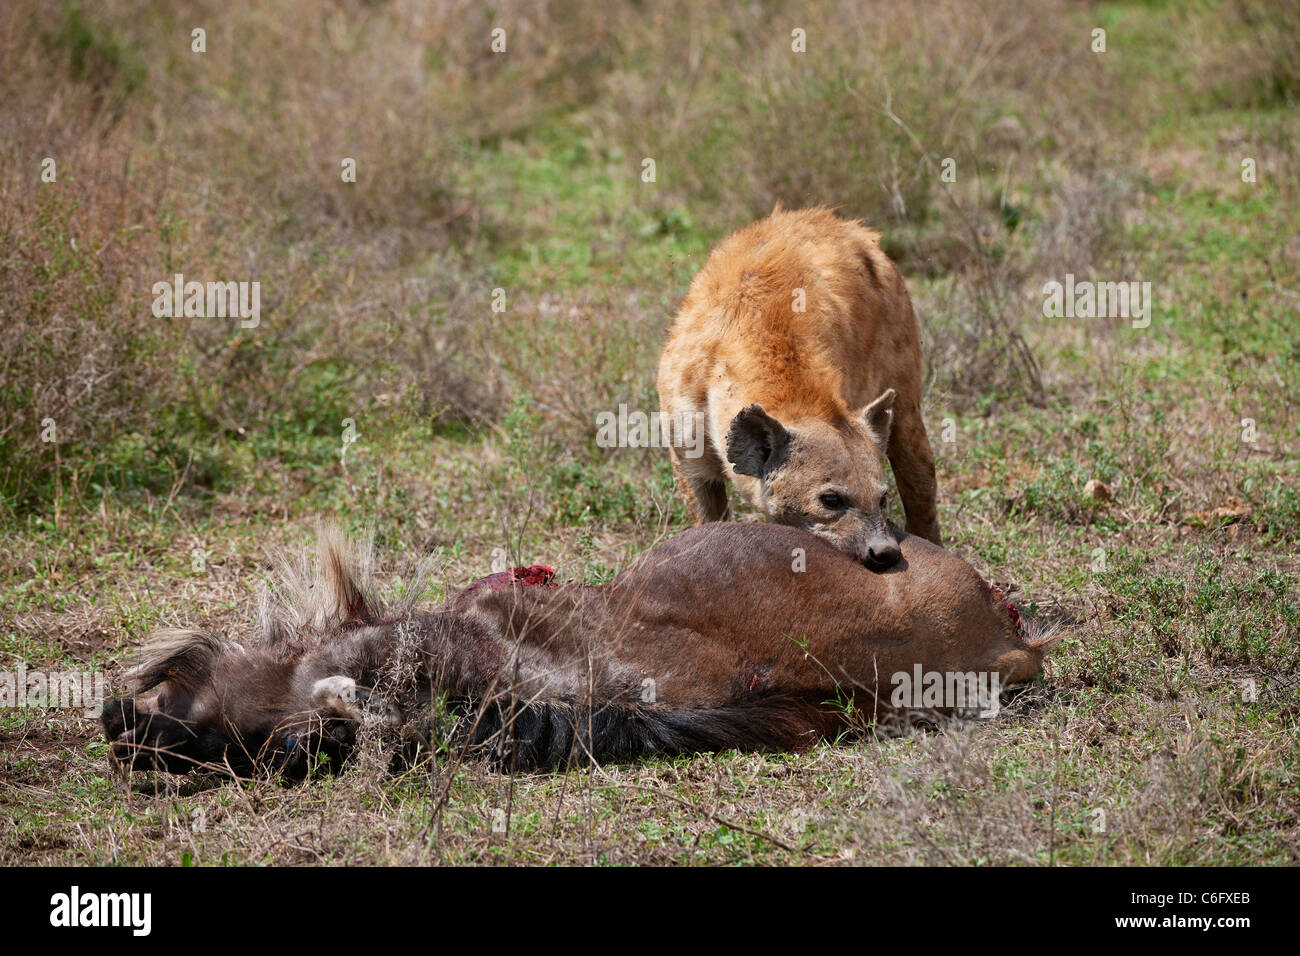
[819,492,846,510]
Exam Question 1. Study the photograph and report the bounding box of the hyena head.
[725,388,901,570]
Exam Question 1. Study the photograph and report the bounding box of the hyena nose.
[863,537,902,571]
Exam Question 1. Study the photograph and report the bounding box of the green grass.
[3,0,1298,866]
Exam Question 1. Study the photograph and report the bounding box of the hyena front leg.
[887,401,942,546]
[663,405,730,523]
[668,445,730,523]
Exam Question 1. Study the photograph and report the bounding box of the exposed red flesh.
[466,565,558,591]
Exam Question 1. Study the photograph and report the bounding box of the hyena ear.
[726,404,791,479]
[858,389,896,449]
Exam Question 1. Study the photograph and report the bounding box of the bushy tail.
[451,693,819,771]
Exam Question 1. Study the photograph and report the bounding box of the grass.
[2,0,1298,866]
